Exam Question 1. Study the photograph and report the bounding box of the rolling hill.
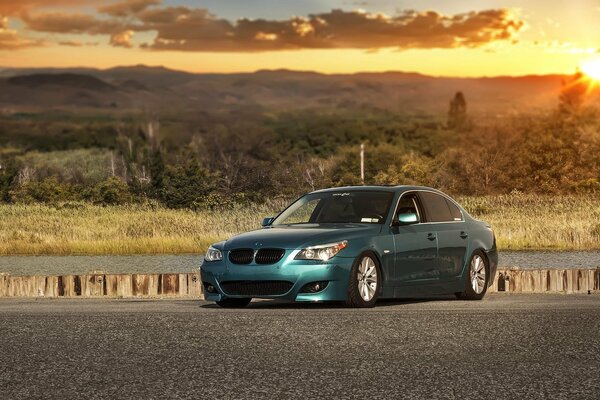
[0,65,585,114]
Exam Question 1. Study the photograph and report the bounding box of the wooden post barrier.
[0,269,598,298]
[489,268,600,294]
[0,272,203,298]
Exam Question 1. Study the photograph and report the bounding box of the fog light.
[300,281,329,293]
[204,283,216,293]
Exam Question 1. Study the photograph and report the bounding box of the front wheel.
[456,251,489,300]
[345,253,381,308]
[216,298,252,308]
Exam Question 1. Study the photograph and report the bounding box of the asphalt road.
[1,295,599,400]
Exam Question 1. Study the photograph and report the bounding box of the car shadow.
[374,295,456,307]
[200,295,457,309]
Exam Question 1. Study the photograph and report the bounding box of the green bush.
[9,177,75,204]
[160,161,216,209]
[92,177,132,205]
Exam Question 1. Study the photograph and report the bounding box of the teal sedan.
[201,186,497,308]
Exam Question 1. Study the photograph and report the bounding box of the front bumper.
[200,254,354,302]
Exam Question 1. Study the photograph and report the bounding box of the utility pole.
[360,143,365,185]
[110,152,116,176]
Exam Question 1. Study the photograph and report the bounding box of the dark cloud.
[58,39,82,46]
[21,5,525,52]
[58,39,98,47]
[98,0,161,17]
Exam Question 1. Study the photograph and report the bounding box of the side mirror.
[396,212,418,225]
[261,217,274,227]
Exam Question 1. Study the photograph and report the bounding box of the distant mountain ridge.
[8,73,114,91]
[0,65,581,114]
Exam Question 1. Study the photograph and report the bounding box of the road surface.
[1,294,599,399]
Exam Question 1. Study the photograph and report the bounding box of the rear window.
[419,192,454,222]
[445,199,463,221]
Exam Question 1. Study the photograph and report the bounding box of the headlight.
[295,240,348,261]
[204,246,223,262]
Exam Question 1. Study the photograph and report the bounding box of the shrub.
[9,176,75,203]
[92,176,132,205]
[570,178,600,194]
[198,192,250,210]
[160,161,217,209]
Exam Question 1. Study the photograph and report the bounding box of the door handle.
[460,231,469,239]
[427,233,436,241]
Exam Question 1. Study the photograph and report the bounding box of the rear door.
[417,191,468,282]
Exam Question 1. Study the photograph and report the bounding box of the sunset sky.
[1,0,599,76]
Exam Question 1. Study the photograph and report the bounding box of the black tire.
[456,250,489,300]
[216,298,252,308]
[345,252,381,308]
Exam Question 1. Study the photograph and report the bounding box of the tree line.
[0,75,598,208]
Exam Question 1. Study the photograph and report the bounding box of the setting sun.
[581,60,600,81]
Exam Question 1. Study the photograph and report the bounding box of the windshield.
[272,191,394,225]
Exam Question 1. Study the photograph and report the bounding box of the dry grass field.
[0,194,598,255]
[459,194,600,250]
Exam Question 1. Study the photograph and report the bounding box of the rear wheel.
[216,298,252,308]
[456,251,488,300]
[345,253,381,308]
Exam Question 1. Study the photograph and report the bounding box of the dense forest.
[0,71,598,209]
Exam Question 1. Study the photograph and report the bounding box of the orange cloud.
[110,29,134,47]
[142,8,525,52]
[1,15,43,49]
[22,12,126,34]
[0,25,43,49]
[19,5,525,53]
[0,0,98,17]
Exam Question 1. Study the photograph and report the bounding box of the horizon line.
[0,64,572,80]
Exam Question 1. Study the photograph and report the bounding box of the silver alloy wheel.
[358,256,378,301]
[470,255,486,294]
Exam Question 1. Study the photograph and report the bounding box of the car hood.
[223,224,382,250]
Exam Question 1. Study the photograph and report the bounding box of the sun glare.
[581,60,600,81]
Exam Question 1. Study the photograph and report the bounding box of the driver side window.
[395,194,422,224]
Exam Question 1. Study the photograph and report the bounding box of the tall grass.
[458,194,600,250]
[0,194,598,255]
[0,202,282,255]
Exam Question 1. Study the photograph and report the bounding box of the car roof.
[310,185,442,194]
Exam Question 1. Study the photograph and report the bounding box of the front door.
[391,193,439,285]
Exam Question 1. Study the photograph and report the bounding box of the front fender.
[337,233,394,291]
